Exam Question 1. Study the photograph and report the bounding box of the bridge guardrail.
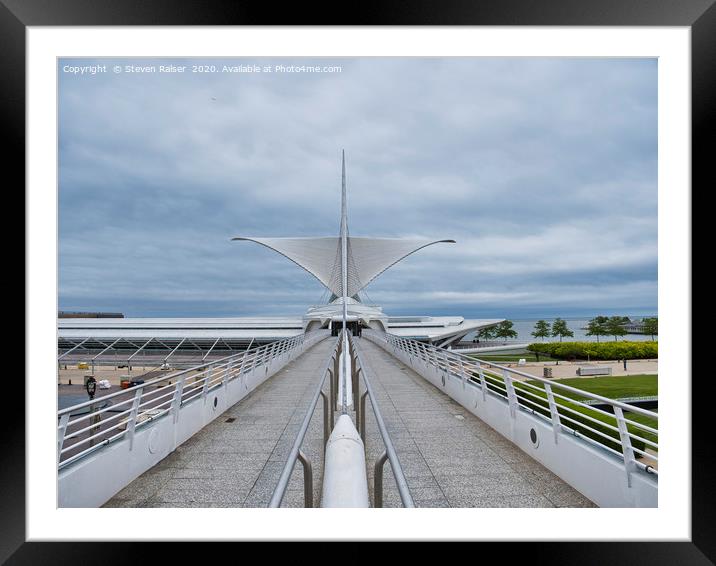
[269,330,415,508]
[268,333,341,508]
[365,330,658,482]
[58,330,328,471]
[348,333,415,508]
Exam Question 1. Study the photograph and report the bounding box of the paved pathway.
[356,338,596,508]
[104,335,596,509]
[516,359,658,379]
[104,338,335,508]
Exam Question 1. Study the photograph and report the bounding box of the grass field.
[527,374,658,401]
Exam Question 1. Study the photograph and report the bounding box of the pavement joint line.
[358,339,449,505]
[242,341,333,506]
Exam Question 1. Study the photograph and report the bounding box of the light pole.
[85,376,99,447]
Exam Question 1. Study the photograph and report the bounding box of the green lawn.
[527,374,658,401]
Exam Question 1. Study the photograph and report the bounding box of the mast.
[340,150,348,332]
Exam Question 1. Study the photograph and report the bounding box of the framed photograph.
[10,0,708,561]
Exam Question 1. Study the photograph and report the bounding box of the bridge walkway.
[104,338,334,508]
[357,338,596,508]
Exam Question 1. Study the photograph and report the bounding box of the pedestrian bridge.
[57,330,657,508]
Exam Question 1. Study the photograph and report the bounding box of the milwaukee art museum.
[57,154,658,509]
[60,201,499,355]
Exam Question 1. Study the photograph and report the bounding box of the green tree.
[642,317,658,340]
[551,318,574,342]
[531,320,551,341]
[495,320,518,343]
[477,326,497,341]
[585,316,608,343]
[605,316,628,341]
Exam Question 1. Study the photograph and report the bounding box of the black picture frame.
[7,0,708,562]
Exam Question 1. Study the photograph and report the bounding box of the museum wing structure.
[58,152,501,366]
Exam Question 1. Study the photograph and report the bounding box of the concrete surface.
[103,338,334,508]
[357,338,596,508]
[103,336,596,509]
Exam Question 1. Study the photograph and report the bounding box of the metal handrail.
[61,339,273,414]
[268,333,342,508]
[365,330,658,477]
[349,333,415,508]
[442,346,655,417]
[58,330,328,469]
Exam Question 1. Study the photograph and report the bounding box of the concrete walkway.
[104,335,596,509]
[104,338,335,508]
[356,338,596,508]
[516,359,657,379]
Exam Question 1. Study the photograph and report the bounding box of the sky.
[58,57,657,319]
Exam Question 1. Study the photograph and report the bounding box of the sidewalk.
[507,359,658,380]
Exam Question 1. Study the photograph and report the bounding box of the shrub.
[526,341,657,360]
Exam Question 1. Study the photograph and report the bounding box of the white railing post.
[543,383,561,444]
[251,348,259,374]
[57,413,70,462]
[503,369,518,418]
[172,376,186,423]
[238,348,249,377]
[476,362,487,401]
[223,360,232,390]
[459,357,467,390]
[240,348,251,387]
[419,342,428,365]
[126,387,143,450]
[266,342,277,372]
[202,366,213,401]
[440,349,450,376]
[614,406,637,487]
[437,348,448,386]
[430,345,439,368]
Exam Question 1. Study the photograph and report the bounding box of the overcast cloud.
[58,57,657,318]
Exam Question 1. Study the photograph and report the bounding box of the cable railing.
[58,331,327,470]
[268,333,342,508]
[348,333,415,508]
[365,330,658,478]
[268,330,414,508]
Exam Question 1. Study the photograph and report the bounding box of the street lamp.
[85,376,99,446]
[85,376,97,400]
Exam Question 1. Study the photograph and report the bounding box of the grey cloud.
[59,57,657,318]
